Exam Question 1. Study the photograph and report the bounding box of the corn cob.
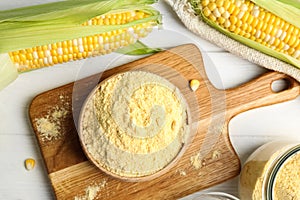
[0,0,162,90]
[190,0,300,68]
[9,10,155,72]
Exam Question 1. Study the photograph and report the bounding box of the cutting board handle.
[225,71,300,118]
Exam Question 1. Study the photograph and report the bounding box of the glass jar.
[239,141,300,200]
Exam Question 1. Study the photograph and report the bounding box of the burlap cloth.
[164,0,300,82]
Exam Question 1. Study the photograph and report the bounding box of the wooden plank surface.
[28,44,300,199]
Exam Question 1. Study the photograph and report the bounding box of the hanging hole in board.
[271,78,291,93]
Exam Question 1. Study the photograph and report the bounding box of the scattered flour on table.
[35,94,69,141]
[74,180,107,200]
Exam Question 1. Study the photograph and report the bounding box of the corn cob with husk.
[189,0,300,68]
[166,0,300,81]
[0,0,162,90]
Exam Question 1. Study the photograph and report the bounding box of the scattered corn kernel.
[189,79,200,91]
[25,158,36,171]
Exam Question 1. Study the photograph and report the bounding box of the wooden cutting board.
[29,44,300,199]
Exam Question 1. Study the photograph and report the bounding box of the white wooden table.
[1,1,300,199]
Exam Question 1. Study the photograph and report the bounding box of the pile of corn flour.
[80,71,190,177]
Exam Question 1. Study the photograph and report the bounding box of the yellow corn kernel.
[246,25,252,34]
[273,38,280,47]
[207,2,217,11]
[202,0,210,7]
[284,34,291,44]
[250,35,256,41]
[288,48,295,55]
[241,23,248,31]
[256,20,264,30]
[227,4,236,14]
[270,27,278,37]
[216,0,223,7]
[268,15,276,24]
[293,28,299,36]
[20,54,27,62]
[288,35,297,47]
[249,27,256,35]
[241,12,250,23]
[239,30,246,37]
[223,0,231,10]
[33,59,39,66]
[57,55,63,63]
[219,7,225,14]
[25,158,35,171]
[258,11,265,20]
[244,32,251,38]
[229,15,238,25]
[273,17,281,27]
[209,14,217,21]
[287,26,295,36]
[282,23,290,32]
[224,19,231,28]
[234,27,241,35]
[13,55,20,63]
[251,18,259,28]
[264,12,271,22]
[189,79,200,91]
[229,25,236,32]
[232,7,240,16]
[246,14,254,25]
[203,7,211,17]
[277,41,285,50]
[218,17,226,24]
[261,24,270,34]
[26,53,33,60]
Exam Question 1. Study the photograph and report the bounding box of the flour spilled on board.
[212,150,221,160]
[190,150,222,170]
[35,94,70,141]
[177,169,187,176]
[74,180,107,200]
[190,153,203,170]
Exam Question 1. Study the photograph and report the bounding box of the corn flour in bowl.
[78,71,191,181]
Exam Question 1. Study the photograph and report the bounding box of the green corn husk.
[189,0,300,69]
[116,40,162,55]
[0,0,162,90]
[0,54,18,91]
[0,0,162,53]
[251,0,300,29]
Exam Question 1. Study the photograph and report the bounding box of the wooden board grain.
[29,44,300,199]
